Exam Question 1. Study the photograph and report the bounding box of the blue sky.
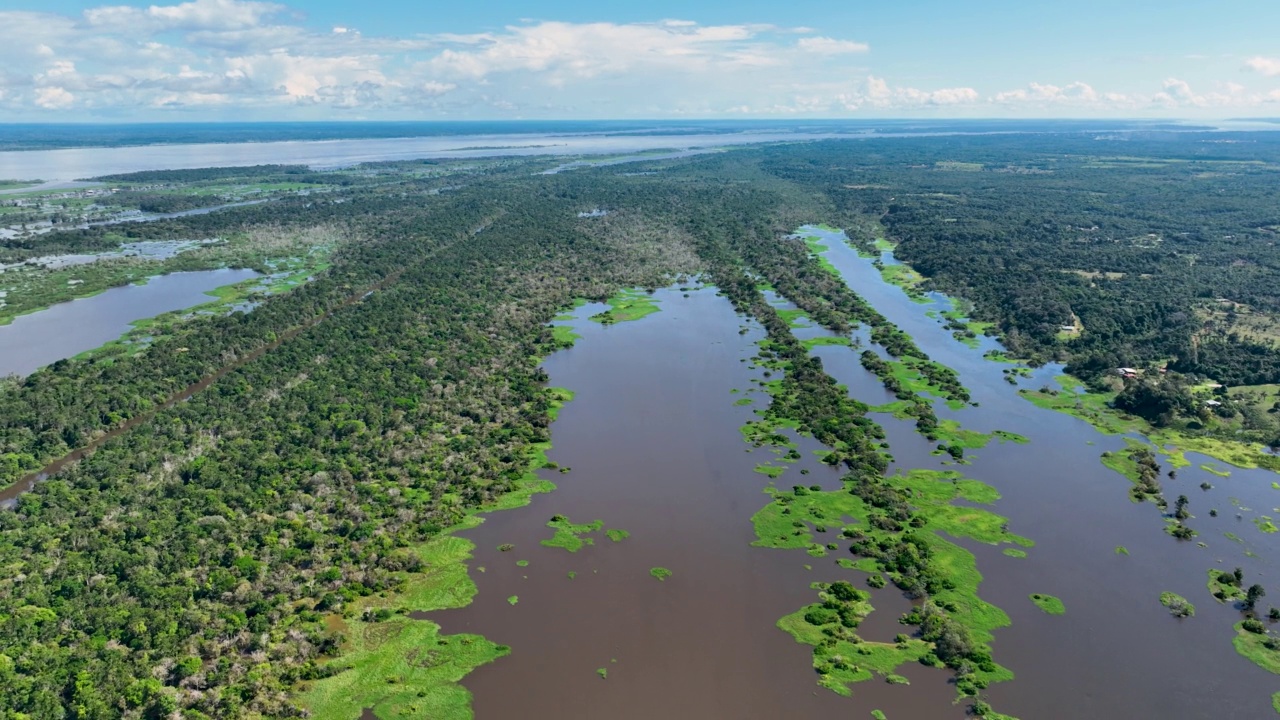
[3,0,1279,120]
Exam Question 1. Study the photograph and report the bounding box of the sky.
[2,0,1279,121]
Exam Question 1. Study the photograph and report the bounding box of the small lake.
[0,268,258,377]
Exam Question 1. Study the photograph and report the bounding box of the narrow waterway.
[433,285,966,719]
[0,268,259,377]
[799,225,1280,719]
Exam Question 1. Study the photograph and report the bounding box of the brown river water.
[428,227,1280,719]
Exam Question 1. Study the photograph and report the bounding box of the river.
[0,268,259,377]
[0,131,843,181]
[433,285,961,718]
[425,228,1280,719]
[0,126,1121,182]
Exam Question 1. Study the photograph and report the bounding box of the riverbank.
[299,288,680,717]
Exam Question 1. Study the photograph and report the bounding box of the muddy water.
[0,268,259,377]
[433,286,967,719]
[800,226,1280,719]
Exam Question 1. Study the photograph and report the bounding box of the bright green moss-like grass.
[755,469,1028,698]
[589,287,660,324]
[1029,593,1065,615]
[650,567,672,581]
[541,515,604,552]
[299,536,509,720]
[1159,591,1195,617]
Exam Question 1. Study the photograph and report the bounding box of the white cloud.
[994,81,1104,105]
[420,81,456,96]
[423,21,771,81]
[0,1,1272,119]
[86,0,283,32]
[35,86,74,108]
[1245,57,1280,77]
[796,37,869,55]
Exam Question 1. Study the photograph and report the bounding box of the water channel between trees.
[428,226,1280,719]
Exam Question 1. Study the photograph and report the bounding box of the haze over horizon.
[2,0,1280,122]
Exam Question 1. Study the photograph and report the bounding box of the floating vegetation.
[1160,591,1195,617]
[542,515,604,552]
[1029,593,1065,615]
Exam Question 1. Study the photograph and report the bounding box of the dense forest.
[4,132,1280,717]
[755,133,1280,385]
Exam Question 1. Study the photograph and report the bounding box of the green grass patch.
[650,567,673,581]
[507,595,519,606]
[754,468,1027,700]
[550,324,581,346]
[1159,591,1195,617]
[801,335,853,349]
[1116,546,1129,555]
[776,308,812,328]
[1029,593,1065,615]
[1207,568,1247,603]
[992,431,1030,444]
[589,287,660,324]
[541,515,604,552]
[1003,548,1027,558]
[605,529,630,543]
[1200,463,1231,478]
[1233,621,1280,675]
[298,535,510,720]
[877,262,929,303]
[754,462,787,478]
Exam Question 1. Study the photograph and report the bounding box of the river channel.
[803,226,1280,719]
[0,267,258,377]
[434,285,960,719]
[428,227,1280,719]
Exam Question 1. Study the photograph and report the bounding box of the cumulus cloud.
[423,21,773,81]
[0,1,1271,118]
[1245,56,1280,77]
[34,86,74,109]
[994,81,1100,104]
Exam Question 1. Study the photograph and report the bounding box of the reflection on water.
[0,268,259,377]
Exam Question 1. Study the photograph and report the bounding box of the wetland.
[7,136,1280,720]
